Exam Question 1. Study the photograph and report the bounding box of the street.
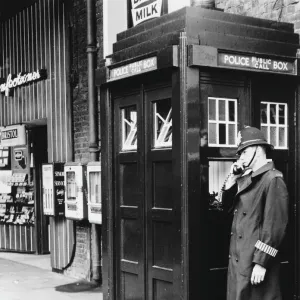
[0,255,103,300]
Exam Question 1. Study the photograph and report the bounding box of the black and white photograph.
[0,0,299,299]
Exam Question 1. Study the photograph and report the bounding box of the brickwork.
[65,0,102,280]
[215,0,300,34]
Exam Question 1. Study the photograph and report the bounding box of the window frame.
[260,101,288,150]
[208,97,238,148]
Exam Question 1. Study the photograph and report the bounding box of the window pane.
[122,106,137,150]
[261,126,268,141]
[228,101,235,122]
[270,104,276,124]
[219,100,226,121]
[228,124,236,145]
[209,99,216,121]
[208,123,217,144]
[260,103,267,124]
[270,127,277,146]
[154,99,172,148]
[219,124,226,144]
[279,127,286,147]
[278,105,286,125]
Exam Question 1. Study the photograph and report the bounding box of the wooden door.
[114,93,146,299]
[113,84,179,300]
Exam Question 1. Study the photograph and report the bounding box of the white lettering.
[0,69,45,95]
[132,0,162,26]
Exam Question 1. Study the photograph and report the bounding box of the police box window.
[153,99,172,148]
[260,102,288,149]
[208,97,237,147]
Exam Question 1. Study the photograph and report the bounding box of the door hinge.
[294,203,297,216]
[294,112,297,127]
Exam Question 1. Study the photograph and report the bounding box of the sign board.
[109,57,157,81]
[0,69,47,96]
[54,163,65,216]
[218,53,296,75]
[131,0,162,27]
[0,125,26,147]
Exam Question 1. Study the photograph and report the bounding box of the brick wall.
[65,0,102,280]
[215,0,300,34]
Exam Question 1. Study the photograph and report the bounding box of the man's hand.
[251,264,266,285]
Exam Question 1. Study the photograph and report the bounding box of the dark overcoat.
[222,162,289,300]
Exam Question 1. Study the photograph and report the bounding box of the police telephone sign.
[109,57,157,81]
[218,53,296,75]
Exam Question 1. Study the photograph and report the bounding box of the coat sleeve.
[252,175,289,268]
[221,184,237,213]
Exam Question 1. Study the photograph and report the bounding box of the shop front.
[0,0,74,261]
[97,6,300,300]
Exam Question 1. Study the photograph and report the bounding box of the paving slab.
[0,258,103,300]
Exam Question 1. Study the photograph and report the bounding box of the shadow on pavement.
[55,280,102,293]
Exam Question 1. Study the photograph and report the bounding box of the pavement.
[0,252,103,300]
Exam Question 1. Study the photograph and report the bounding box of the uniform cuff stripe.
[255,240,278,257]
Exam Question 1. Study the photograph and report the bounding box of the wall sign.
[0,125,26,147]
[218,53,296,74]
[109,57,157,81]
[131,0,162,27]
[0,69,47,96]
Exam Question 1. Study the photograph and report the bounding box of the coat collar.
[251,161,274,178]
[235,162,274,196]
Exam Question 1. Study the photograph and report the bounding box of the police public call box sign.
[218,53,296,75]
[131,0,162,27]
[109,57,157,81]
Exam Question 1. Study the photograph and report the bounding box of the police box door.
[113,84,180,300]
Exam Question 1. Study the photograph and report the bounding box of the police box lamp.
[42,163,65,216]
[87,161,101,224]
[64,162,87,220]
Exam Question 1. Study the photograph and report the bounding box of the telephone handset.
[217,160,251,202]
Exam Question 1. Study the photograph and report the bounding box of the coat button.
[235,258,238,262]
[243,212,247,216]
[234,209,238,214]
[228,255,231,259]
[239,235,242,239]
[231,232,233,236]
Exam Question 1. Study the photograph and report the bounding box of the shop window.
[260,102,288,149]
[153,99,172,148]
[208,97,237,147]
[0,147,9,167]
[122,106,137,151]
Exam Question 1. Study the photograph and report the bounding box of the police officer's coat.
[223,162,289,300]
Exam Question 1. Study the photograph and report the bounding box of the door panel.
[114,94,145,300]
[145,87,176,300]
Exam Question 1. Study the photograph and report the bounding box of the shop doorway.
[112,84,181,299]
[28,125,49,254]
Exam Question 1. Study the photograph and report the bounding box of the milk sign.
[131,0,162,27]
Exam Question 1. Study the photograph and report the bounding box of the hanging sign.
[218,53,296,74]
[0,125,26,147]
[109,57,157,81]
[0,69,47,96]
[131,0,162,27]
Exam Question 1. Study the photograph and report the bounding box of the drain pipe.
[87,0,98,161]
[87,0,101,283]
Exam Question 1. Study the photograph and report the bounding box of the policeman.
[222,127,289,300]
